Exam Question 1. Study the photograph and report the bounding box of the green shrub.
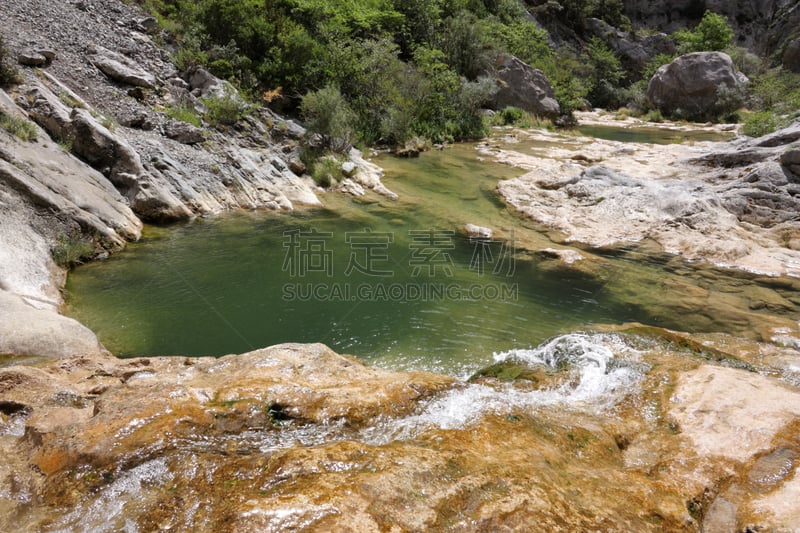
[674,10,734,54]
[166,105,203,127]
[311,156,343,187]
[0,111,38,141]
[57,137,73,153]
[300,84,356,153]
[644,109,664,123]
[742,111,787,137]
[494,105,552,129]
[202,88,246,126]
[497,106,526,125]
[52,234,95,267]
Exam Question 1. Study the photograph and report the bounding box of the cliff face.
[623,0,800,55]
[0,0,394,358]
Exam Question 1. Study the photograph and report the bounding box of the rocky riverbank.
[1,1,800,530]
[487,111,800,277]
[0,0,393,358]
[1,330,799,531]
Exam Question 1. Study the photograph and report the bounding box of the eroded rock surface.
[489,115,800,277]
[0,333,798,531]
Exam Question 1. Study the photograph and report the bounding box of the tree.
[300,85,356,153]
[675,10,734,54]
[585,36,625,108]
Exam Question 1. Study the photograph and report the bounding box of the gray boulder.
[18,50,49,67]
[186,67,237,100]
[781,148,800,177]
[165,120,205,145]
[646,52,744,119]
[489,55,560,119]
[91,46,156,88]
[784,38,800,73]
[0,291,105,358]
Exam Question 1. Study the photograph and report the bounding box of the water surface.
[66,141,799,377]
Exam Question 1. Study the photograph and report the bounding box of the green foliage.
[166,105,203,127]
[742,111,787,138]
[531,0,630,31]
[439,12,489,79]
[749,68,800,113]
[52,234,95,268]
[726,46,766,78]
[300,85,356,153]
[57,137,73,153]
[493,106,552,128]
[495,106,528,126]
[674,10,734,54]
[311,156,343,187]
[585,37,625,108]
[742,67,800,135]
[644,109,664,123]
[0,111,38,141]
[202,88,246,126]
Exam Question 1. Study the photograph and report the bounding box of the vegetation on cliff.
[136,1,798,143]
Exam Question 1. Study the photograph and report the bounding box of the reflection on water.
[65,142,800,376]
[576,124,733,144]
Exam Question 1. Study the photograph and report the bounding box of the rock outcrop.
[646,52,744,119]
[486,114,800,278]
[622,0,794,54]
[488,55,560,119]
[586,17,676,74]
[784,37,800,72]
[90,45,156,88]
[1,332,799,531]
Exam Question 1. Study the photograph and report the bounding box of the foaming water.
[48,459,173,533]
[362,333,644,445]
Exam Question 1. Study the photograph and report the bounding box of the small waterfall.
[362,333,644,445]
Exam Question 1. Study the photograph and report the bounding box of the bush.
[712,85,745,122]
[644,109,664,123]
[166,105,203,127]
[742,111,788,138]
[674,10,734,54]
[52,234,95,267]
[300,85,356,153]
[311,156,343,187]
[497,106,527,125]
[0,111,38,141]
[202,88,246,126]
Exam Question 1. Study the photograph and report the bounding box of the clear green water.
[576,124,732,144]
[65,143,800,377]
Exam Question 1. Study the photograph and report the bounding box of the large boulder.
[90,46,156,88]
[646,52,744,119]
[489,55,560,119]
[0,291,105,358]
[784,38,800,73]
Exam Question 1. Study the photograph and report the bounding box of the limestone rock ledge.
[0,335,799,532]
